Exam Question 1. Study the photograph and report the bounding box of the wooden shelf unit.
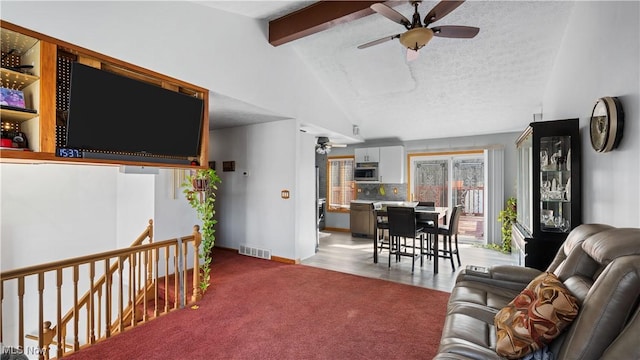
[1,67,40,89]
[0,20,209,168]
[0,108,37,123]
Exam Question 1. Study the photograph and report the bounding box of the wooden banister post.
[147,219,153,242]
[42,321,55,360]
[147,219,153,283]
[191,225,202,302]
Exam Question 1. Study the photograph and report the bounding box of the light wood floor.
[301,231,519,293]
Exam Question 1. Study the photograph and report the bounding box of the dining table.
[373,204,448,274]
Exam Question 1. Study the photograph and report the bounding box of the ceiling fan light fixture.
[399,27,434,51]
[316,145,331,154]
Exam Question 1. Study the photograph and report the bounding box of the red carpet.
[65,248,450,359]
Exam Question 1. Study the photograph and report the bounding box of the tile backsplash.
[356,183,407,201]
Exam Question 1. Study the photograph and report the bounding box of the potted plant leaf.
[182,168,221,294]
[497,197,517,253]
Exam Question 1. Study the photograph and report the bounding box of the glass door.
[410,152,486,243]
[412,158,448,207]
[453,157,484,217]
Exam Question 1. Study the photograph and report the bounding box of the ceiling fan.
[316,136,346,154]
[358,0,479,60]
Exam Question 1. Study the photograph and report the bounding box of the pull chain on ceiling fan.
[358,0,479,59]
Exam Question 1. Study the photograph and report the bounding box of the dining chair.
[435,205,463,270]
[387,206,425,273]
[376,210,390,253]
[416,201,436,258]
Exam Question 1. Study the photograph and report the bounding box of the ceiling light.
[399,27,434,51]
[316,145,331,154]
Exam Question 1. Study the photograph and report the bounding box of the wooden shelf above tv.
[0,20,209,169]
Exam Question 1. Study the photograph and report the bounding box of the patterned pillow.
[494,272,579,359]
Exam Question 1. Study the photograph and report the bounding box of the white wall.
[210,120,299,260]
[116,171,154,248]
[153,169,200,242]
[296,131,318,260]
[541,1,640,226]
[0,164,198,269]
[0,164,118,269]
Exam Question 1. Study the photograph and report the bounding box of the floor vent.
[239,245,271,260]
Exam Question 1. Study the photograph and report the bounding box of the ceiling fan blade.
[424,0,465,26]
[432,25,479,38]
[357,34,401,49]
[371,3,411,28]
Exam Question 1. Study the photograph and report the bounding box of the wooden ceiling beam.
[269,1,401,46]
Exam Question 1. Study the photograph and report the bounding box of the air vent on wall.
[239,245,272,260]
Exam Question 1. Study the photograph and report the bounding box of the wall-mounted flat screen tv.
[66,62,204,158]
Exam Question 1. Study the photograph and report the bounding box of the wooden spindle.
[61,327,67,357]
[137,251,142,295]
[96,286,103,340]
[182,240,188,306]
[89,262,95,344]
[104,258,111,338]
[73,265,79,351]
[18,277,25,349]
[164,249,169,313]
[142,249,148,323]
[130,253,136,327]
[117,256,124,333]
[153,248,159,318]
[173,246,178,310]
[56,269,62,358]
[147,220,153,283]
[37,272,45,360]
[192,225,202,302]
[85,305,89,349]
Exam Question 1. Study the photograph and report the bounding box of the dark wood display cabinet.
[512,118,581,271]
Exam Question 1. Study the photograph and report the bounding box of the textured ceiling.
[198,1,575,142]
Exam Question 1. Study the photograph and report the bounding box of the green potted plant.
[182,168,222,294]
[497,197,517,253]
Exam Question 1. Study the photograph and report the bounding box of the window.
[327,156,355,212]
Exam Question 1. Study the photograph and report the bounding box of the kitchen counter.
[351,200,419,209]
[350,202,375,238]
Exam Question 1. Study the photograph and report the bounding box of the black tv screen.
[66,62,204,158]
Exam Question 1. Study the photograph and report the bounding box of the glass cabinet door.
[516,132,533,233]
[539,135,572,233]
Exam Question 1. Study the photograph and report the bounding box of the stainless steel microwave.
[354,163,379,182]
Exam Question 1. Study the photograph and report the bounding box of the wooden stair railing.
[0,222,202,360]
[52,220,155,351]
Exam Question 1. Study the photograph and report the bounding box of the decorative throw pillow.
[494,272,579,359]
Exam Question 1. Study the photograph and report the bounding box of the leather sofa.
[434,224,640,360]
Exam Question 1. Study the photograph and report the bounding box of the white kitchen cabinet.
[354,147,380,163]
[378,146,405,183]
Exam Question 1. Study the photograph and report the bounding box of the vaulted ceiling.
[197,1,575,143]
